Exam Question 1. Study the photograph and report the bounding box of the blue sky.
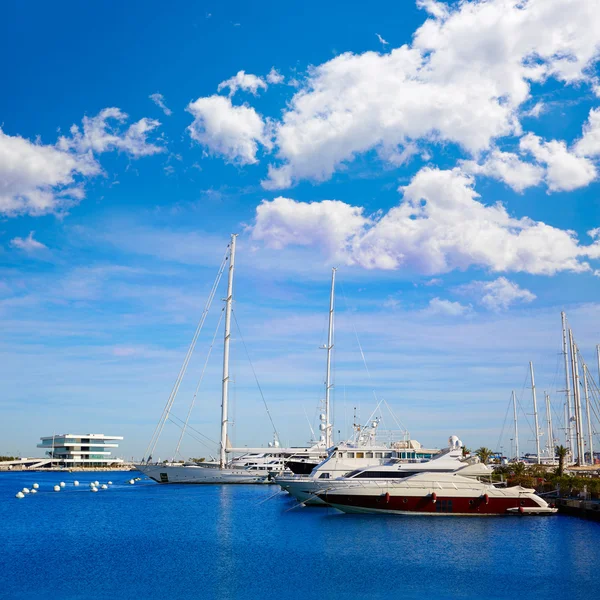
[2,0,600,460]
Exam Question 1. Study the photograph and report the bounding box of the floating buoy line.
[13,476,149,499]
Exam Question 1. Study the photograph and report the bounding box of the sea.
[1,470,599,600]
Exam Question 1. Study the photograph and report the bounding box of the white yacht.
[277,436,487,505]
[319,471,557,516]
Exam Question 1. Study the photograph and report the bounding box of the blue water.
[1,471,599,600]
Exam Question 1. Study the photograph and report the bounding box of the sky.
[2,0,600,461]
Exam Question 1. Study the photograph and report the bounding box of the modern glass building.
[37,433,124,467]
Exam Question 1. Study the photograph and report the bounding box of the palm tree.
[475,447,494,464]
[512,461,526,477]
[556,445,568,477]
[462,446,471,458]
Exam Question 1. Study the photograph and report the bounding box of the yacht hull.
[320,492,557,516]
[136,464,271,484]
[276,478,329,505]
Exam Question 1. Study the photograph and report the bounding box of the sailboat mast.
[583,365,594,466]
[220,234,237,469]
[569,330,584,465]
[561,312,575,456]
[512,390,520,461]
[544,392,553,460]
[530,361,541,464]
[324,267,336,448]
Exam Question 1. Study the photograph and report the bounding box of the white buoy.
[31,489,37,494]
[94,480,99,486]
[89,482,95,488]
[22,488,30,494]
[59,482,65,488]
[91,487,98,493]
[16,492,24,499]
[129,479,135,484]
[73,481,79,486]
[54,485,60,492]
[108,481,113,485]
[101,484,108,490]
[32,483,39,489]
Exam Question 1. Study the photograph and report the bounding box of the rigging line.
[495,393,513,453]
[143,247,229,460]
[231,309,281,445]
[516,367,535,438]
[167,412,218,446]
[338,280,379,406]
[174,307,225,458]
[166,417,216,453]
[382,399,409,436]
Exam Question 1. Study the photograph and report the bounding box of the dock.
[556,498,600,521]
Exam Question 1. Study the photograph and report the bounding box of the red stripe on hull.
[321,493,542,515]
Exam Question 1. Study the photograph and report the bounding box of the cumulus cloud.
[186,95,270,165]
[424,297,471,316]
[458,277,536,311]
[262,0,600,188]
[266,68,284,85]
[10,231,48,252]
[461,150,544,193]
[58,108,164,158]
[0,129,98,216]
[251,166,600,276]
[0,108,163,217]
[149,93,172,116]
[574,108,600,157]
[520,133,596,192]
[217,70,268,96]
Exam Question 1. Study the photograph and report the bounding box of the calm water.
[1,471,599,600]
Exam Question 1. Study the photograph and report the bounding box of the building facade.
[37,434,124,467]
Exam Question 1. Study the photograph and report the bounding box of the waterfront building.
[37,433,124,467]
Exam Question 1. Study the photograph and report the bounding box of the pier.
[556,498,600,521]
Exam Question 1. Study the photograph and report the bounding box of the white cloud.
[520,133,596,192]
[58,108,164,158]
[461,150,543,193]
[186,95,269,165]
[263,0,600,188]
[10,231,48,252]
[217,70,267,96]
[0,108,163,217]
[424,297,471,316]
[0,129,98,216]
[266,68,284,85]
[252,196,369,257]
[458,277,536,311]
[252,166,600,276]
[376,33,389,46]
[523,102,545,118]
[574,108,600,157]
[149,93,172,116]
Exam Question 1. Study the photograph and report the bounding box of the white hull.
[136,463,271,484]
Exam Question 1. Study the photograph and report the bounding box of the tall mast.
[219,234,237,469]
[561,312,575,456]
[583,365,594,466]
[597,344,600,384]
[530,361,541,464]
[544,392,554,460]
[323,267,336,448]
[512,390,520,462]
[569,330,584,465]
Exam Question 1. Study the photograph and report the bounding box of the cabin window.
[375,452,382,458]
[436,500,453,513]
[337,452,344,459]
[384,453,392,458]
[319,473,330,479]
[365,452,373,459]
[356,452,364,459]
[347,452,355,459]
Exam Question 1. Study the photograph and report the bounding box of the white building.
[37,433,124,467]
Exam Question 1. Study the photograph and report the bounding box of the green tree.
[556,445,568,477]
[462,446,471,458]
[475,447,494,464]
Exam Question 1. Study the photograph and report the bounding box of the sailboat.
[136,234,324,484]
